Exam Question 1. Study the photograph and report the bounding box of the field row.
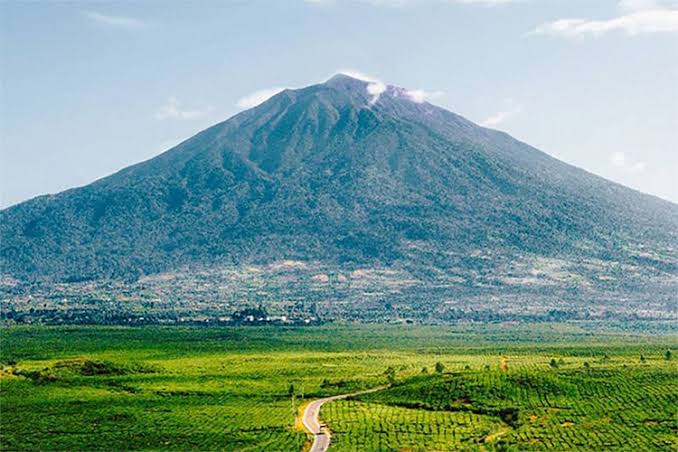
[324,364,677,451]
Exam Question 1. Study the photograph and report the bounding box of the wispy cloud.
[155,97,212,120]
[236,88,285,109]
[334,69,388,104]
[609,152,646,173]
[333,69,444,104]
[83,11,147,30]
[237,69,443,110]
[481,100,522,127]
[403,89,445,103]
[366,81,387,104]
[530,0,678,38]
[335,68,380,82]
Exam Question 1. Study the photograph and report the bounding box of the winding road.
[302,387,384,452]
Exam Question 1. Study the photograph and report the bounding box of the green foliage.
[329,360,678,451]
[11,359,156,384]
[1,324,676,451]
[338,360,676,450]
[435,361,445,374]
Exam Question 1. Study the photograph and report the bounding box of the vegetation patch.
[12,358,158,384]
[1,325,675,451]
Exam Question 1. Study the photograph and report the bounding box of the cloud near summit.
[236,70,444,109]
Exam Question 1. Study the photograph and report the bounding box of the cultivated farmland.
[0,324,676,451]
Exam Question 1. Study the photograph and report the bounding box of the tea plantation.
[0,324,675,451]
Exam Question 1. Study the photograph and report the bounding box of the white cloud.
[481,101,522,127]
[334,68,445,104]
[334,69,387,104]
[404,89,445,103]
[83,11,147,30]
[234,71,378,110]
[237,69,441,109]
[155,97,211,120]
[530,1,678,38]
[366,81,387,104]
[335,68,380,82]
[236,88,285,109]
[609,152,646,173]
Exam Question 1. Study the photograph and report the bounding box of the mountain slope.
[1,74,677,292]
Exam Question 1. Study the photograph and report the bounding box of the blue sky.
[1,0,677,207]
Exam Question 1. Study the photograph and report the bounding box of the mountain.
[1,74,677,321]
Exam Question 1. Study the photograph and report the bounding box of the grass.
[0,323,676,451]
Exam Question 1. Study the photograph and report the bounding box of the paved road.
[302,387,384,452]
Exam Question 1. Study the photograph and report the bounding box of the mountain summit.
[1,74,676,316]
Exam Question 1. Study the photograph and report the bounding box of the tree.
[435,362,445,374]
[583,362,590,370]
[288,384,295,397]
[640,354,646,363]
[665,350,673,361]
[549,358,559,369]
[421,367,429,374]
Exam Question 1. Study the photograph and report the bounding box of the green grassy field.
[1,323,676,451]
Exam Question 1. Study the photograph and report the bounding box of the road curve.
[302,387,384,452]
